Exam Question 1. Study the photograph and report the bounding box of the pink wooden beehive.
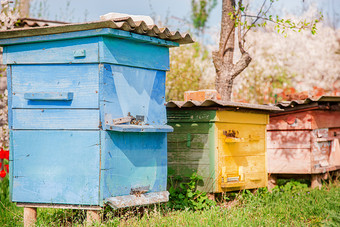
[267,96,340,187]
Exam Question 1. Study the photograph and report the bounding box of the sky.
[24,0,340,31]
[0,0,338,34]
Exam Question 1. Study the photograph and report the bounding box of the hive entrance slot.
[130,185,150,196]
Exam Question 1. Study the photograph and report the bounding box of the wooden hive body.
[1,27,178,208]
[267,109,340,175]
[167,108,269,192]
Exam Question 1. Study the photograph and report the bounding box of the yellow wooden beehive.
[167,92,280,192]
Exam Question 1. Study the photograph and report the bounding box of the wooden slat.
[5,37,100,64]
[216,111,268,125]
[267,148,311,174]
[11,64,99,109]
[312,111,340,129]
[7,66,13,130]
[167,110,216,123]
[100,36,169,70]
[267,131,311,149]
[12,109,99,129]
[268,111,313,130]
[221,155,266,174]
[17,203,101,210]
[168,133,210,149]
[168,150,210,164]
[169,122,211,133]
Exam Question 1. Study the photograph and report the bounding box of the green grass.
[1,177,340,226]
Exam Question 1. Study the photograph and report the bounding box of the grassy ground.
[1,177,340,226]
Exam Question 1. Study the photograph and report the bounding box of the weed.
[167,172,216,210]
[0,176,22,226]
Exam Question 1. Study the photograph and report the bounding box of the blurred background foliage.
[166,43,212,101]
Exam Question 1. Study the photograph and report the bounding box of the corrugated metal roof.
[0,18,194,44]
[167,100,281,112]
[277,96,340,109]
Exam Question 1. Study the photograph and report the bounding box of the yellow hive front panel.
[216,111,269,192]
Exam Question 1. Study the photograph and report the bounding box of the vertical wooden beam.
[86,210,100,224]
[24,207,37,227]
[267,174,277,192]
[311,174,322,189]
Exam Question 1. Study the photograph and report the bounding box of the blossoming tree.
[213,0,322,101]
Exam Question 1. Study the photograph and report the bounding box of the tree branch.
[230,52,252,80]
[242,0,273,40]
[237,0,245,54]
[238,25,245,54]
[242,14,313,31]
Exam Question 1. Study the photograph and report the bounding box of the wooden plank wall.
[267,110,340,174]
[11,130,100,205]
[167,110,216,192]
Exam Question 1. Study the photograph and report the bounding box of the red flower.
[0,169,6,178]
[5,164,9,173]
[0,149,9,160]
[0,162,2,169]
[3,150,9,160]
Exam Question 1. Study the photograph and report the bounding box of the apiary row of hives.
[0,18,339,225]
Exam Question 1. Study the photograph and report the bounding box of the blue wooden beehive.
[0,19,193,209]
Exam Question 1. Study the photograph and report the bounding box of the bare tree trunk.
[213,0,252,101]
[19,0,30,18]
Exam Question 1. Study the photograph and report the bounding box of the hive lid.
[167,100,281,112]
[276,96,340,111]
[0,17,194,45]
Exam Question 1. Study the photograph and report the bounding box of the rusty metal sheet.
[105,191,169,209]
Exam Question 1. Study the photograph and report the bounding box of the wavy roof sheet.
[167,100,281,112]
[15,18,68,28]
[0,17,194,45]
[276,96,340,110]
